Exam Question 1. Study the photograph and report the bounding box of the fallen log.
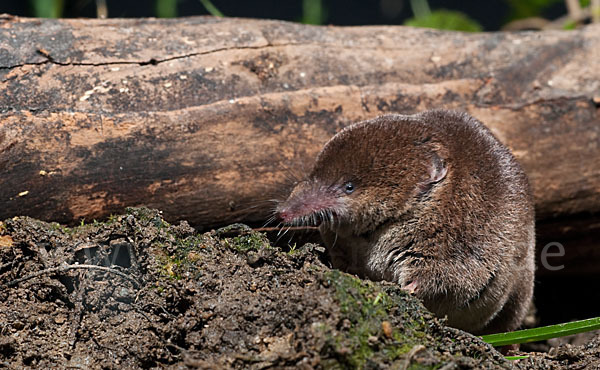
[0,15,599,275]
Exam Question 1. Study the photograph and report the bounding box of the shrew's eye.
[343,182,355,194]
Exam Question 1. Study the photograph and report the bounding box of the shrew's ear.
[413,135,448,184]
[416,151,447,197]
[428,151,447,184]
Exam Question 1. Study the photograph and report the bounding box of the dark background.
[1,0,568,31]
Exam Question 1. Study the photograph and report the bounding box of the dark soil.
[0,208,598,369]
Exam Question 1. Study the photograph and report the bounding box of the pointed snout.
[276,181,344,225]
[276,207,296,224]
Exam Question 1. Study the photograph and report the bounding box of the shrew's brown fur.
[278,110,535,334]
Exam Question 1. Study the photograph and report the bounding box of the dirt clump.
[0,207,596,369]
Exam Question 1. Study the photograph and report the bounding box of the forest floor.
[0,208,598,369]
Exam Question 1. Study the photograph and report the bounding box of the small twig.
[134,283,149,303]
[166,342,188,353]
[399,344,426,370]
[133,305,154,323]
[2,264,140,289]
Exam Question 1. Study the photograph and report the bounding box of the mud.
[0,208,598,369]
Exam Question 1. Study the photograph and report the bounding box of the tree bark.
[0,15,599,275]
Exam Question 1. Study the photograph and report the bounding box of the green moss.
[154,234,211,281]
[157,253,184,280]
[67,214,124,236]
[226,231,270,253]
[325,270,431,368]
[126,207,170,229]
[46,221,75,235]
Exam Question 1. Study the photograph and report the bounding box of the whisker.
[279,161,300,180]
[229,198,283,216]
[277,225,285,237]
[261,215,278,228]
[286,228,297,247]
[275,225,292,244]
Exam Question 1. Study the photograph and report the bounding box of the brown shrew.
[277,110,535,335]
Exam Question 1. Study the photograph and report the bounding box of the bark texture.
[0,16,598,275]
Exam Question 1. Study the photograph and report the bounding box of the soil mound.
[0,208,597,368]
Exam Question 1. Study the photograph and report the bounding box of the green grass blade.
[199,0,224,17]
[31,0,64,18]
[481,317,600,347]
[301,0,326,25]
[505,355,529,360]
[409,0,431,19]
[156,0,178,18]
